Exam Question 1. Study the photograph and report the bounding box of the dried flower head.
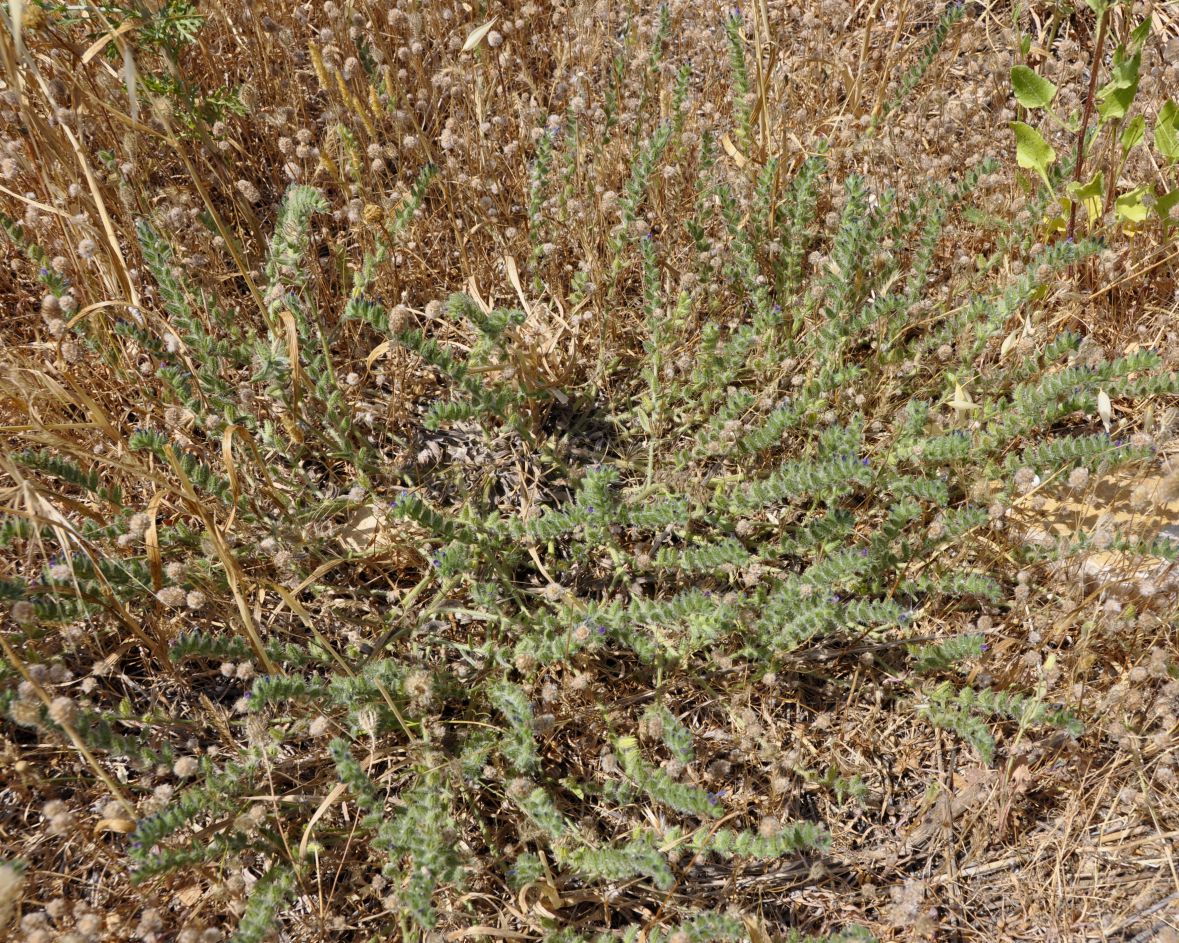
[47,696,77,727]
[1013,467,1039,494]
[235,180,261,203]
[1067,467,1090,490]
[10,600,36,624]
[156,586,187,608]
[0,862,22,930]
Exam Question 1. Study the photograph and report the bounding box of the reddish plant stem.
[1067,7,1110,241]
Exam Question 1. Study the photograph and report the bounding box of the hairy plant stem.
[1067,6,1110,242]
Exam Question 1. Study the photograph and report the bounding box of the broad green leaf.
[1083,0,1112,11]
[1067,170,1104,227]
[1104,47,1140,91]
[1155,100,1179,161]
[1120,115,1145,156]
[1042,196,1069,236]
[1010,121,1056,188]
[1096,50,1140,123]
[1155,188,1179,225]
[1042,213,1067,236]
[1098,84,1138,123]
[1114,186,1150,224]
[1129,16,1152,51]
[1011,65,1057,109]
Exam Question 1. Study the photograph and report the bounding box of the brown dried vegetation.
[1,1,1178,941]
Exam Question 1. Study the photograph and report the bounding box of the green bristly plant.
[3,11,1178,943]
[1007,1,1178,235]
